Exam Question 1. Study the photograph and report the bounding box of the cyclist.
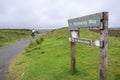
[31,28,35,38]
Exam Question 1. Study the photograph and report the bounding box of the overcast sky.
[0,0,119,29]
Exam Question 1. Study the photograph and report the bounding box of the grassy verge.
[0,29,31,47]
[4,28,120,80]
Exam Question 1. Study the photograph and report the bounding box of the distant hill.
[109,26,120,29]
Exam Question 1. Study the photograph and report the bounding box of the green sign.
[68,13,101,28]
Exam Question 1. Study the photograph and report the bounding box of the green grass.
[0,29,31,47]
[4,28,120,80]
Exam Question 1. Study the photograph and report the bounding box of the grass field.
[0,29,31,47]
[4,28,120,80]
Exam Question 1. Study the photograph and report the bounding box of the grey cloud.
[0,0,120,29]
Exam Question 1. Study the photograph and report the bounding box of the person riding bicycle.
[31,28,35,38]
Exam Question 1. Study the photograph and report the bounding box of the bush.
[36,37,44,45]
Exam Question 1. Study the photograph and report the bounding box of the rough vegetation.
[4,28,120,80]
[0,29,31,47]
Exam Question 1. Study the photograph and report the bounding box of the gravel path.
[0,33,46,80]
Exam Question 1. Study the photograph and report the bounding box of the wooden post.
[100,12,108,80]
[71,41,76,71]
[70,29,79,71]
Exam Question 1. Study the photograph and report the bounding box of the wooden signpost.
[68,12,108,80]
